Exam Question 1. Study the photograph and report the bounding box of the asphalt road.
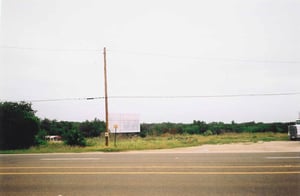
[1,151,300,196]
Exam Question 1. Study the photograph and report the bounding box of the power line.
[108,49,300,64]
[0,97,104,103]
[2,92,299,103]
[2,46,299,64]
[109,92,300,99]
[0,46,101,52]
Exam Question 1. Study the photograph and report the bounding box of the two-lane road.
[1,152,300,195]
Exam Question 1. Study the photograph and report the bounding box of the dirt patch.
[129,141,300,153]
[187,141,300,153]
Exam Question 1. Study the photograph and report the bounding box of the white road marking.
[40,158,101,161]
[266,157,300,159]
[2,171,300,175]
[2,165,300,169]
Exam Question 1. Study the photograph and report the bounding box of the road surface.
[1,150,300,195]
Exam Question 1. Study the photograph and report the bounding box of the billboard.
[108,113,140,133]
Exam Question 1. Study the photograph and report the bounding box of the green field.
[0,132,289,154]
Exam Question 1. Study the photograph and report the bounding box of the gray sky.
[1,0,300,123]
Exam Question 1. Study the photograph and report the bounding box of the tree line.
[40,119,292,139]
[0,101,293,150]
[140,120,293,137]
[40,118,105,138]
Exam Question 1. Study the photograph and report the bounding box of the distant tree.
[207,122,226,134]
[40,119,79,136]
[40,118,51,133]
[0,102,40,150]
[140,123,150,137]
[193,120,208,134]
[183,124,200,134]
[79,119,105,137]
[124,120,291,138]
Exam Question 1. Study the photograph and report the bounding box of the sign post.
[113,124,118,147]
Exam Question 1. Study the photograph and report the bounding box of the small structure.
[45,135,62,142]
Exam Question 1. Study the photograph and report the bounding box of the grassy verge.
[0,132,289,154]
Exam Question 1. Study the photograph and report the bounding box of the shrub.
[203,130,213,136]
[139,131,147,138]
[34,129,47,145]
[63,129,86,146]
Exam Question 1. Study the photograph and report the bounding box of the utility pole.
[103,47,109,146]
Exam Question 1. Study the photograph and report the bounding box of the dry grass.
[0,132,288,154]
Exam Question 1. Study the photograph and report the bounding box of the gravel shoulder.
[127,141,300,153]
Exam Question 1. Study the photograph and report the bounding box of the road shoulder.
[126,141,300,153]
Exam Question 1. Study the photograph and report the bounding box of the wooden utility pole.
[103,47,109,146]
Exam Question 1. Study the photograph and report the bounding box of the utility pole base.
[105,136,109,146]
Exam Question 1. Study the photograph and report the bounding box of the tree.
[40,118,51,133]
[0,102,40,150]
[79,119,105,138]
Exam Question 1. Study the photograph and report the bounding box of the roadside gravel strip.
[126,141,300,154]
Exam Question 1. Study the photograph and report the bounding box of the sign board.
[108,113,140,133]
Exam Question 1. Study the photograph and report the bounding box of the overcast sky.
[1,0,300,123]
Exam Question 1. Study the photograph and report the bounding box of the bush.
[63,129,86,146]
[203,130,213,136]
[139,131,147,138]
[34,129,47,145]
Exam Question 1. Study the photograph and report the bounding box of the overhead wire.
[1,92,299,103]
[1,45,299,64]
[107,49,300,64]
[108,92,300,99]
[0,46,101,52]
